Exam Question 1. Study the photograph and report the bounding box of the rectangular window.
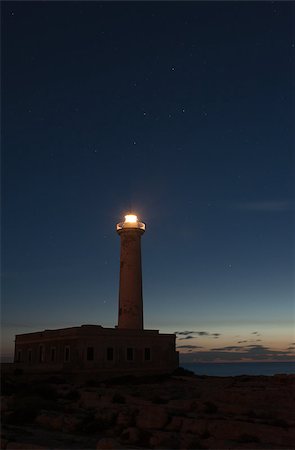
[144,347,151,361]
[106,347,114,361]
[126,348,133,361]
[39,345,44,363]
[17,350,22,362]
[51,347,56,362]
[64,346,70,362]
[87,347,94,361]
[28,349,32,363]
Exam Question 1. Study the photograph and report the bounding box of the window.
[126,348,134,361]
[16,350,22,362]
[144,347,151,361]
[50,347,56,362]
[107,347,114,361]
[39,345,44,363]
[87,347,94,361]
[64,346,70,362]
[28,349,32,363]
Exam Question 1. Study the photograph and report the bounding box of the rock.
[35,411,63,431]
[179,433,205,450]
[35,411,82,433]
[180,417,208,435]
[96,438,122,449]
[1,397,14,413]
[136,405,169,430]
[149,430,179,449]
[79,391,101,409]
[116,410,134,427]
[120,427,142,444]
[166,415,183,431]
[95,408,118,427]
[0,438,8,449]
[206,419,295,447]
[6,444,47,450]
[168,399,196,411]
[62,415,82,432]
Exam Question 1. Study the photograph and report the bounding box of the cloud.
[175,331,195,336]
[177,345,203,349]
[211,346,244,352]
[238,340,248,343]
[212,333,221,338]
[179,336,194,340]
[175,330,221,339]
[233,200,294,212]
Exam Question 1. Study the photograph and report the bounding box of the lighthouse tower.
[116,214,145,329]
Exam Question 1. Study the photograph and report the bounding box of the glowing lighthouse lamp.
[116,214,146,231]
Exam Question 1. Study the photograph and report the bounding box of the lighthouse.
[13,212,178,375]
[116,214,145,329]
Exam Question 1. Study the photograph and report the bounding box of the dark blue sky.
[2,1,294,361]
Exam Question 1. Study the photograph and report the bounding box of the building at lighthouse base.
[14,324,179,376]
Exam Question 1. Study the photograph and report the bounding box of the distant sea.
[181,362,295,377]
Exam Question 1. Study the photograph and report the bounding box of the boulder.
[95,408,118,427]
[168,399,196,412]
[120,427,142,444]
[35,411,63,431]
[96,438,122,449]
[149,430,179,449]
[180,417,208,435]
[62,414,82,432]
[1,397,14,413]
[206,419,294,446]
[179,432,205,450]
[79,391,101,409]
[35,411,82,433]
[6,444,47,450]
[0,438,8,449]
[136,405,169,430]
[116,410,134,427]
[166,415,183,431]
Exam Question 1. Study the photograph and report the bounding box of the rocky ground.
[1,369,294,449]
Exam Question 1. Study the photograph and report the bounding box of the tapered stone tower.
[116,214,146,329]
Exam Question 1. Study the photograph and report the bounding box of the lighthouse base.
[13,325,179,377]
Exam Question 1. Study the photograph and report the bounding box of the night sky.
[2,1,294,362]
